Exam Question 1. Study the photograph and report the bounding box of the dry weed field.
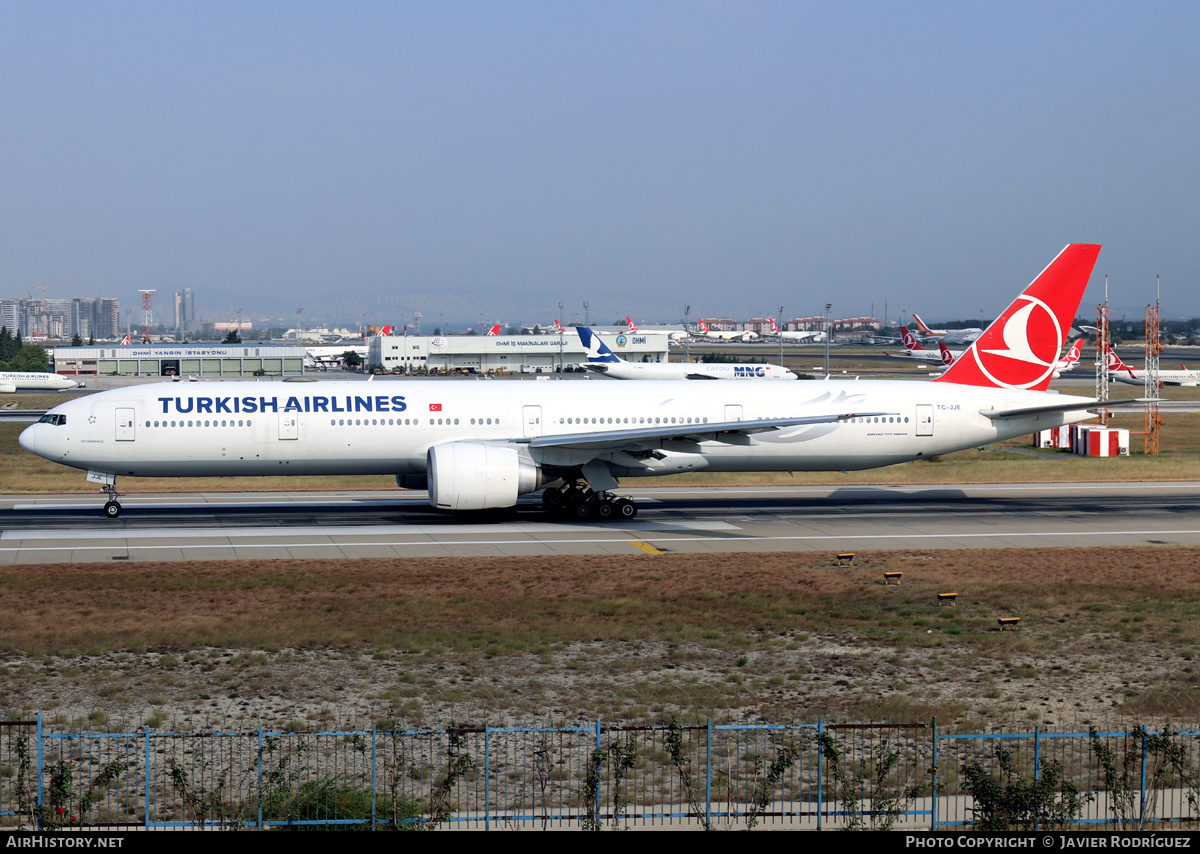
[4,385,1200,732]
[2,547,1199,732]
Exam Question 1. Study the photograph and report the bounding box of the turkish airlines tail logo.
[486,324,501,336]
[377,325,393,337]
[1062,338,1083,366]
[553,319,565,333]
[934,244,1101,390]
[626,317,638,332]
[770,318,781,334]
[698,319,711,333]
[938,343,955,366]
[119,333,131,345]
[900,326,921,351]
[1107,349,1132,372]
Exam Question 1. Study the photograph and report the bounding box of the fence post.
[595,719,602,824]
[371,724,377,832]
[143,726,150,830]
[257,727,264,830]
[706,719,712,829]
[1034,727,1041,832]
[930,717,938,831]
[484,724,491,832]
[816,718,823,831]
[1140,727,1148,826]
[35,713,43,830]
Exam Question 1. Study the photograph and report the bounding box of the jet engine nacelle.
[427,443,543,511]
[0,382,15,394]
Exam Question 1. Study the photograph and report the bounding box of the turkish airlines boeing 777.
[20,244,1122,520]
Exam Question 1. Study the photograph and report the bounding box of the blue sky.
[3,1,1198,329]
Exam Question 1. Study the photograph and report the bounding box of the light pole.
[684,305,691,363]
[778,305,784,371]
[824,303,832,375]
[581,301,589,327]
[557,301,564,371]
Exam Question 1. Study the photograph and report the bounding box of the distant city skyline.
[3,3,1199,326]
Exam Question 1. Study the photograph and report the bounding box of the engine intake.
[427,443,543,511]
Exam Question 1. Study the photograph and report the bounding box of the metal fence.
[3,717,1199,830]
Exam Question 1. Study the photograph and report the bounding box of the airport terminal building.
[52,344,308,377]
[368,330,671,374]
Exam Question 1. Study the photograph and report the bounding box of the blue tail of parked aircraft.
[577,326,622,364]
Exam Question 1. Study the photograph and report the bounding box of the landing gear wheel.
[572,501,594,520]
[103,500,122,519]
[615,499,637,520]
[542,488,563,509]
[566,487,593,508]
[596,501,614,520]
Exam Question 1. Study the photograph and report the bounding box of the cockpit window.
[37,414,66,426]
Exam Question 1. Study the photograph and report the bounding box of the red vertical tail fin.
[1106,349,1132,372]
[934,244,1100,390]
[900,326,923,351]
[912,313,940,336]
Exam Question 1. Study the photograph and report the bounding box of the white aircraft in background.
[577,327,795,381]
[696,318,758,341]
[0,372,78,393]
[20,243,1131,521]
[912,313,983,344]
[768,318,826,343]
[1107,350,1200,386]
[306,325,393,367]
[625,316,687,343]
[884,327,964,363]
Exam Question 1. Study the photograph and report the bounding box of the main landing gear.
[540,482,637,521]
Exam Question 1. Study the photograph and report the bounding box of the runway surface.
[2,481,1199,563]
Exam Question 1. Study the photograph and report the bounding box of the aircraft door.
[115,408,136,442]
[916,404,934,437]
[279,413,299,440]
[522,405,542,438]
[724,405,743,422]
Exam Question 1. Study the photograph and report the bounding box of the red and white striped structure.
[1071,425,1129,457]
[1034,426,1072,448]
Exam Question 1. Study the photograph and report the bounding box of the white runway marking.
[2,528,1198,556]
[1,519,739,542]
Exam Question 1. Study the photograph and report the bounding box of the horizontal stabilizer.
[979,399,1143,420]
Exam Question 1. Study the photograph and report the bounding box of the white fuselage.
[20,378,1095,481]
[0,372,77,393]
[885,348,960,364]
[1111,368,1200,387]
[582,361,796,380]
[774,331,826,343]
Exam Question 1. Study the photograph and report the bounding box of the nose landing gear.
[101,479,122,518]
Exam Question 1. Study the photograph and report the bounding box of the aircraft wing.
[525,412,892,452]
[979,399,1143,420]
